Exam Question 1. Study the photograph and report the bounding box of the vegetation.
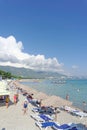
[0,69,22,79]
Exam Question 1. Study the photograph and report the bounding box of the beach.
[0,80,87,130]
[0,82,39,130]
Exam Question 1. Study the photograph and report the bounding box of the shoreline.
[14,80,86,112]
[14,80,72,107]
[19,79,87,112]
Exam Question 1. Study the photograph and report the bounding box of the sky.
[0,0,87,77]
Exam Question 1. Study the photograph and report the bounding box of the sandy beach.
[0,80,87,130]
[0,86,39,130]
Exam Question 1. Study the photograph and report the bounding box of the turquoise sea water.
[21,79,87,111]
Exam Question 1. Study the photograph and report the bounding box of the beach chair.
[32,106,55,115]
[32,107,42,113]
[30,99,40,107]
[52,123,77,130]
[68,127,78,130]
[35,121,56,130]
[30,113,53,122]
[35,121,77,130]
[32,107,47,114]
[71,110,87,118]
[39,114,53,121]
[60,106,87,118]
[59,106,75,113]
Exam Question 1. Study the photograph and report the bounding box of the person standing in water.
[66,94,69,100]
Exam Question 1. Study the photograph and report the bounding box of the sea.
[20,79,87,111]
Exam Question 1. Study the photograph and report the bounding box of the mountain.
[0,65,67,79]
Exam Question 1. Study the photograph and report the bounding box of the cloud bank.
[0,36,64,72]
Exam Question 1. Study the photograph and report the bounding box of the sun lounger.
[32,107,48,114]
[30,99,40,107]
[30,113,53,122]
[52,123,77,130]
[31,114,45,122]
[60,106,75,113]
[35,121,57,130]
[32,106,55,115]
[35,121,77,130]
[39,114,53,121]
[69,127,78,130]
[32,107,42,113]
[60,106,87,118]
[71,110,87,118]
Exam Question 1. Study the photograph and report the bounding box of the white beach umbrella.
[0,89,10,96]
[0,80,10,96]
[0,80,8,90]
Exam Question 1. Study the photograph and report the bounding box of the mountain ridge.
[0,65,67,79]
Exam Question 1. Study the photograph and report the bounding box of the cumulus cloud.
[0,35,64,72]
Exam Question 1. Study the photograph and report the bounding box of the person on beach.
[23,100,28,115]
[54,107,60,121]
[26,94,33,102]
[16,88,20,101]
[5,95,10,108]
[14,94,17,105]
[38,99,42,107]
[66,94,69,100]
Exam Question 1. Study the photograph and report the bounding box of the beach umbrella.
[0,80,10,96]
[0,81,8,90]
[33,92,49,100]
[0,89,10,96]
[42,95,72,107]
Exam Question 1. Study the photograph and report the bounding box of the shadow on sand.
[0,100,14,107]
[77,123,87,130]
[2,128,5,130]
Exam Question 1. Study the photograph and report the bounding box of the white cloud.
[72,65,79,69]
[0,35,64,72]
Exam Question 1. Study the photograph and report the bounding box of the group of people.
[4,85,60,118]
[5,93,19,108]
[5,91,28,116]
[5,87,19,108]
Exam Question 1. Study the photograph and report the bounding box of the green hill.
[0,65,67,79]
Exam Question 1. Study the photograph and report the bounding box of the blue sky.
[0,0,87,77]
